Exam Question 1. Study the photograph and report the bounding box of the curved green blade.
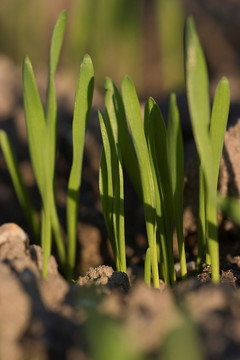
[185,16,213,191]
[104,77,142,201]
[167,93,187,280]
[0,130,39,237]
[210,76,230,188]
[66,54,94,278]
[148,103,175,284]
[121,76,159,288]
[22,56,46,196]
[49,10,67,77]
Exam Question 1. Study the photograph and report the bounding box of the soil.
[1,224,240,360]
[2,4,240,358]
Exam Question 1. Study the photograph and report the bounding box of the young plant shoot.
[22,10,94,278]
[121,77,160,288]
[185,16,230,282]
[147,101,176,284]
[99,109,126,273]
[66,54,94,280]
[23,11,67,277]
[167,94,187,280]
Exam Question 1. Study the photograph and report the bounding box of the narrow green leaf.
[44,12,67,277]
[23,56,52,278]
[167,93,187,280]
[112,145,126,272]
[185,16,220,282]
[145,98,171,284]
[99,101,126,272]
[41,207,51,279]
[149,144,171,285]
[149,104,173,236]
[167,94,183,195]
[185,16,213,192]
[121,76,159,288]
[49,10,67,77]
[66,54,94,278]
[23,11,68,277]
[210,76,230,187]
[99,148,109,234]
[148,103,175,283]
[0,130,39,237]
[144,248,151,287]
[99,110,118,263]
[46,10,67,179]
[104,77,142,201]
[22,56,46,196]
[48,191,65,266]
[197,166,207,272]
[144,97,155,141]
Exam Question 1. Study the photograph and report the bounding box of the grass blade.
[104,77,142,201]
[112,144,126,272]
[99,107,126,272]
[185,16,219,282]
[46,10,67,179]
[0,130,39,238]
[185,16,212,185]
[144,97,155,141]
[148,103,175,284]
[144,248,151,287]
[22,56,46,196]
[99,110,118,265]
[23,12,67,277]
[167,93,187,280]
[66,55,94,278]
[44,11,67,275]
[121,76,159,288]
[49,10,67,78]
[197,166,207,272]
[145,97,171,284]
[210,76,230,188]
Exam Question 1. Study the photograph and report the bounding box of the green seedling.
[147,101,176,284]
[66,53,94,279]
[185,16,230,282]
[23,11,67,278]
[0,11,94,279]
[100,16,229,287]
[99,109,126,273]
[101,77,187,286]
[121,76,160,288]
[167,94,187,280]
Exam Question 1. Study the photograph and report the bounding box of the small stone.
[77,265,130,292]
[0,223,29,247]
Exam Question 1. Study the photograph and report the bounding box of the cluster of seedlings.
[0,11,236,287]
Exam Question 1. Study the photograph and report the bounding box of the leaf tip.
[82,53,92,64]
[104,77,113,92]
[121,75,134,93]
[58,9,67,24]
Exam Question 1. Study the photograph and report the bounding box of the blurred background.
[0,0,239,100]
